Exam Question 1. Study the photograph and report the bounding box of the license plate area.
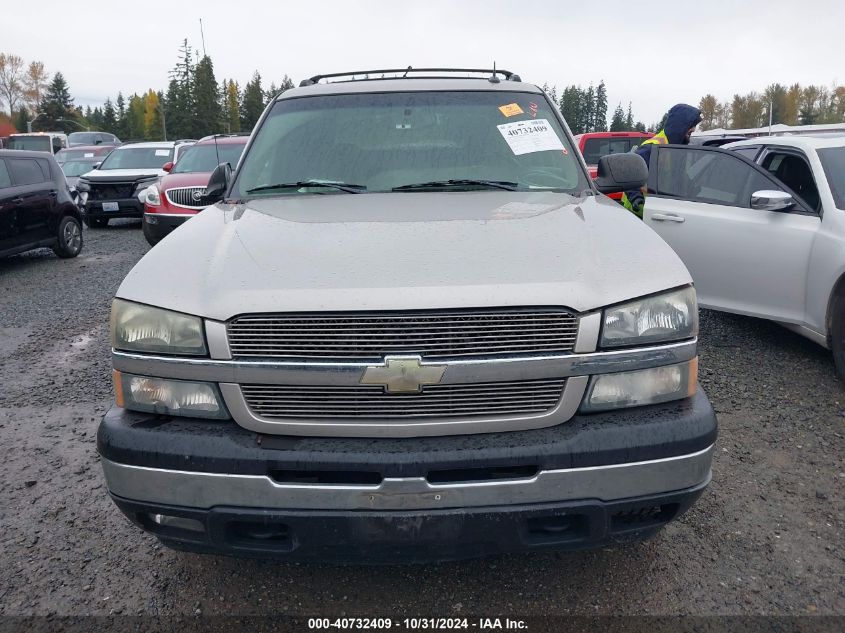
[102,201,119,212]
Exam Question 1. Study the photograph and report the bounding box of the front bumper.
[98,390,717,562]
[85,198,144,219]
[143,212,192,240]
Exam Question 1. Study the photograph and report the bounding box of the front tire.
[53,216,83,258]
[832,296,845,380]
[142,220,160,247]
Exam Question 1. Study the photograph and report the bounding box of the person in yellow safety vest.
[622,104,703,218]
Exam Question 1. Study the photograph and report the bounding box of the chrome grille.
[165,186,206,209]
[227,309,579,359]
[241,378,566,419]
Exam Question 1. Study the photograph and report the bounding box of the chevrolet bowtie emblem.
[360,356,447,393]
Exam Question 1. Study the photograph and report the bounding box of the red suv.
[574,132,652,200]
[142,135,248,245]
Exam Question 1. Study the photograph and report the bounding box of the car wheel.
[832,295,845,380]
[53,216,84,258]
[142,221,160,247]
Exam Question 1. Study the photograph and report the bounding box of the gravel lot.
[0,223,842,622]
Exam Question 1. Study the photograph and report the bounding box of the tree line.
[699,83,845,130]
[0,41,294,140]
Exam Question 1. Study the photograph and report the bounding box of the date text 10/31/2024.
[307,618,529,630]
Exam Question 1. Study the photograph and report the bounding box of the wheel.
[142,220,160,247]
[53,216,83,258]
[85,217,108,228]
[831,295,845,379]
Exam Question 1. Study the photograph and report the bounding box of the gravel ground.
[0,223,842,622]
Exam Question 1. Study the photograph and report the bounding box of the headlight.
[76,179,90,193]
[145,185,161,206]
[111,299,207,355]
[601,286,697,348]
[581,359,698,412]
[114,371,228,419]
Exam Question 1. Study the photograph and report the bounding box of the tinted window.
[235,91,587,197]
[0,160,10,188]
[582,137,646,165]
[818,147,845,210]
[99,147,173,170]
[730,147,760,160]
[656,148,768,207]
[172,143,246,173]
[7,136,51,152]
[761,151,820,211]
[8,158,47,185]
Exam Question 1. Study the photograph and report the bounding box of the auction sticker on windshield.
[497,119,564,155]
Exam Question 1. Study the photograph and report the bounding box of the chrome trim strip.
[205,320,231,360]
[574,312,601,353]
[111,339,697,386]
[220,376,589,437]
[101,444,713,511]
[143,212,195,218]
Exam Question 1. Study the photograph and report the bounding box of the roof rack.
[197,133,251,143]
[299,67,522,87]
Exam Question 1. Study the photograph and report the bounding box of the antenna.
[489,61,500,84]
[213,134,221,169]
[199,19,207,57]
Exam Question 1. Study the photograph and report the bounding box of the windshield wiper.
[392,179,518,192]
[246,180,366,194]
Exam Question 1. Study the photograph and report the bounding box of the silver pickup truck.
[98,68,717,563]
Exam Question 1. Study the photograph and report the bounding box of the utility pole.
[768,99,773,136]
[199,19,207,57]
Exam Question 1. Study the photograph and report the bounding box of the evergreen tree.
[144,90,164,140]
[634,122,647,133]
[90,106,104,131]
[115,92,128,139]
[222,79,241,133]
[13,107,27,132]
[193,55,221,136]
[559,86,583,134]
[240,71,265,131]
[39,72,76,132]
[164,39,196,138]
[609,103,626,132]
[581,85,595,133]
[625,102,634,130]
[127,94,145,139]
[102,98,117,134]
[593,81,608,132]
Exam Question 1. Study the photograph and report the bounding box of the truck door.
[643,145,819,325]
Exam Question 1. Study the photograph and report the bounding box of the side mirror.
[162,161,174,172]
[92,162,101,170]
[594,153,648,194]
[203,162,232,205]
[750,190,795,212]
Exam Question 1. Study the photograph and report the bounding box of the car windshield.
[68,132,102,146]
[61,160,99,177]
[172,143,246,174]
[234,90,587,197]
[56,148,108,162]
[818,147,845,210]
[99,147,172,170]
[7,136,51,152]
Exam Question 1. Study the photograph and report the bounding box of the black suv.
[0,150,83,259]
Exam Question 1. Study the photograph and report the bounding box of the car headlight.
[145,185,161,206]
[111,299,207,355]
[114,371,228,419]
[600,286,697,348]
[581,359,698,412]
[76,179,90,193]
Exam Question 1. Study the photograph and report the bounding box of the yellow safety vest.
[621,131,668,218]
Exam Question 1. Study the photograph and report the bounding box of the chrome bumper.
[101,444,713,512]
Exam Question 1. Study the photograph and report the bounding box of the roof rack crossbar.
[300,67,520,87]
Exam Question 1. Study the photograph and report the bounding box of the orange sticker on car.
[498,103,524,117]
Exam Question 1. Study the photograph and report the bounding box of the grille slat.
[228,308,578,360]
[89,182,136,200]
[242,378,566,419]
[165,186,206,209]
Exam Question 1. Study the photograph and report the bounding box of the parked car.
[142,134,248,245]
[55,145,114,165]
[76,140,194,228]
[573,131,653,200]
[641,135,845,376]
[0,149,83,258]
[6,132,69,154]
[67,131,121,147]
[98,68,716,563]
[61,157,102,190]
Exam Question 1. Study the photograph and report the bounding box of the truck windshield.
[99,147,173,170]
[61,160,99,177]
[172,143,246,174]
[818,147,845,210]
[7,136,51,152]
[234,91,587,197]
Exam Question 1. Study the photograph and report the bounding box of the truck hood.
[117,191,692,321]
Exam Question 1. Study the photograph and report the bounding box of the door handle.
[651,213,685,223]
[11,197,23,204]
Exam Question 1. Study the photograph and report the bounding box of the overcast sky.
[5,0,843,124]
